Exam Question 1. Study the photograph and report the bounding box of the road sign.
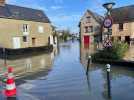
[103,17,113,28]
[103,39,112,48]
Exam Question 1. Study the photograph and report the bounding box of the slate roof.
[111,5,134,23]
[0,4,50,23]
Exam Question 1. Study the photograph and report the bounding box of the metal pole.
[106,64,111,99]
[3,48,7,66]
[86,56,91,75]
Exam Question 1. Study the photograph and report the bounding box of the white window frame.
[12,37,21,49]
[38,26,44,33]
[23,24,29,32]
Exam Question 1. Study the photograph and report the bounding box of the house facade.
[0,0,54,49]
[79,10,103,48]
[111,5,134,45]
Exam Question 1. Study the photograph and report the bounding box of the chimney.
[0,0,5,6]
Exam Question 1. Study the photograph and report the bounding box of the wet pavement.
[0,40,134,100]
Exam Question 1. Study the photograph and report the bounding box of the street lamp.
[103,2,115,11]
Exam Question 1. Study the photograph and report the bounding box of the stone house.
[0,0,54,49]
[111,5,134,45]
[79,10,103,48]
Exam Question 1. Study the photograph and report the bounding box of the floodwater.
[0,40,134,100]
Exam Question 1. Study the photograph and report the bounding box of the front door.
[125,36,130,44]
[12,37,21,49]
[84,35,90,48]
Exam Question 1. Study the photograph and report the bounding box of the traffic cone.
[5,67,17,97]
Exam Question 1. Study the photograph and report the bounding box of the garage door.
[12,37,21,49]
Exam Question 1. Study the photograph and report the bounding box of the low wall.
[93,59,134,67]
[0,45,53,59]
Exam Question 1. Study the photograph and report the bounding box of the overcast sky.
[7,0,134,33]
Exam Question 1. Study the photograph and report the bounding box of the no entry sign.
[103,17,113,28]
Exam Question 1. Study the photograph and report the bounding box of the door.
[12,37,21,49]
[32,38,36,46]
[49,35,54,45]
[84,35,90,48]
[125,36,130,44]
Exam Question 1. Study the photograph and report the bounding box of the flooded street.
[0,41,134,100]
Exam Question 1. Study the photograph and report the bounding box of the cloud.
[50,14,81,22]
[50,6,62,10]
[49,14,81,32]
[33,5,49,11]
[6,0,81,33]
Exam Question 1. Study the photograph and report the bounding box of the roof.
[79,10,104,27]
[111,5,134,23]
[87,10,104,24]
[0,4,50,23]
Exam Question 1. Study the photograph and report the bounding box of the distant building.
[0,0,54,49]
[111,5,134,45]
[79,10,103,48]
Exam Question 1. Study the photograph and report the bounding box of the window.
[85,26,93,33]
[23,36,28,42]
[119,23,123,31]
[38,26,44,33]
[86,16,91,23]
[23,24,29,32]
[85,26,88,33]
[89,26,93,32]
[118,36,121,41]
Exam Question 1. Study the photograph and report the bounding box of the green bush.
[92,41,128,61]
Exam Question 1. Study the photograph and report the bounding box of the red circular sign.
[103,17,113,28]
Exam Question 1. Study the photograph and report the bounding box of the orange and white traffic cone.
[5,67,17,97]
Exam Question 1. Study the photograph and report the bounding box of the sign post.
[103,16,113,48]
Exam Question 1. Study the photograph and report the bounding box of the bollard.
[86,56,92,75]
[106,64,111,99]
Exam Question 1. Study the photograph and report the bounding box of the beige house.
[79,10,103,48]
[0,0,54,49]
[111,5,134,45]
